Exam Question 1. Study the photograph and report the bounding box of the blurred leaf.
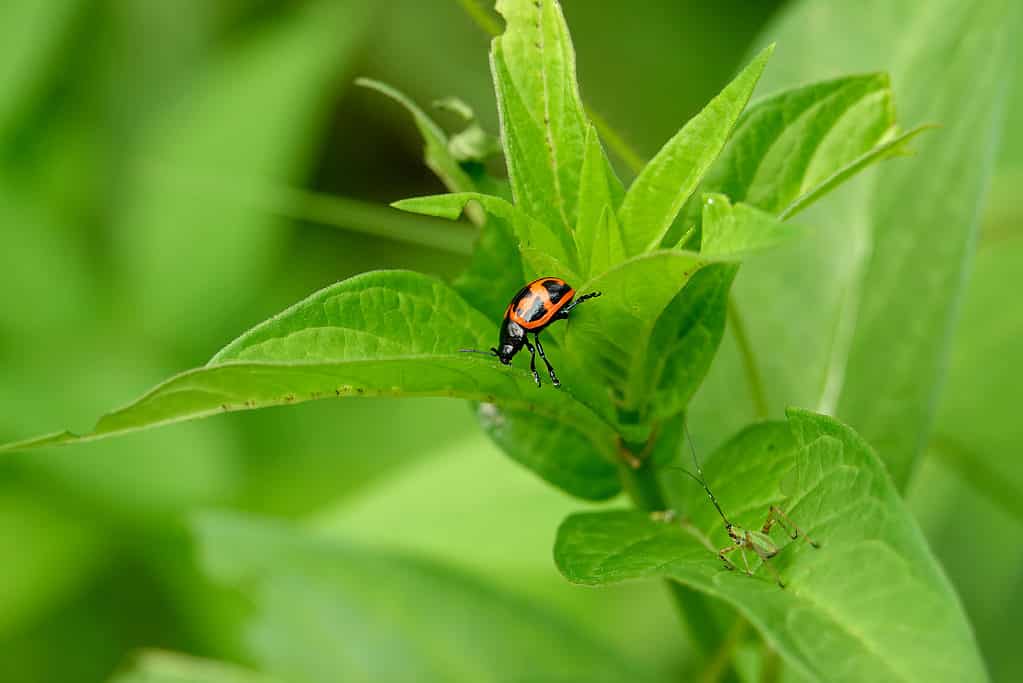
[0,185,97,337]
[694,0,1019,486]
[195,512,648,683]
[555,410,987,682]
[356,78,477,196]
[491,0,591,233]
[910,460,1023,683]
[394,192,580,279]
[0,0,83,142]
[617,45,773,256]
[907,239,1023,680]
[0,491,108,636]
[114,0,369,348]
[0,271,618,499]
[927,241,1023,518]
[110,651,286,683]
[312,429,686,677]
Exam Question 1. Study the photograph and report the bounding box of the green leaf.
[778,125,932,221]
[113,0,369,349]
[393,192,580,279]
[617,45,773,255]
[475,403,620,500]
[0,271,618,499]
[698,73,898,217]
[195,512,648,683]
[693,0,1019,487]
[564,251,708,416]
[555,410,987,683]
[491,0,591,233]
[644,265,736,423]
[356,78,477,196]
[575,125,626,277]
[700,193,805,258]
[109,651,287,683]
[434,97,503,163]
[585,207,627,278]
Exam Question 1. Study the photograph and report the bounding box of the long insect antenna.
[459,348,498,357]
[682,422,733,529]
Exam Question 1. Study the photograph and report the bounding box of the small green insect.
[658,426,820,589]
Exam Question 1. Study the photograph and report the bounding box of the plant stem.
[618,459,740,682]
[727,296,769,419]
[457,0,501,37]
[699,619,749,683]
[268,187,476,255]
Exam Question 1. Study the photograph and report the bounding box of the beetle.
[461,277,601,388]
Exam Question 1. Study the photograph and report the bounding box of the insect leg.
[533,334,560,387]
[523,339,541,387]
[559,290,602,317]
[764,506,820,548]
[748,530,786,588]
[718,544,740,571]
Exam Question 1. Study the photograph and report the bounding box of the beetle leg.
[523,339,541,387]
[533,334,560,387]
[559,290,602,318]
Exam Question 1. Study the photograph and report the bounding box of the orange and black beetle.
[463,277,601,387]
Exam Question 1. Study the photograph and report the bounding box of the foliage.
[0,0,1019,681]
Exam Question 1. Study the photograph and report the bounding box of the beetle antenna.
[670,422,733,529]
[459,348,498,357]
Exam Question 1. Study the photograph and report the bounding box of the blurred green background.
[0,1,1018,682]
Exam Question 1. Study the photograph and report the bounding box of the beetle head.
[493,345,515,364]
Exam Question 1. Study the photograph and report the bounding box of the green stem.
[268,187,476,255]
[619,460,740,682]
[727,296,769,419]
[699,619,749,683]
[456,0,501,36]
[759,644,782,683]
